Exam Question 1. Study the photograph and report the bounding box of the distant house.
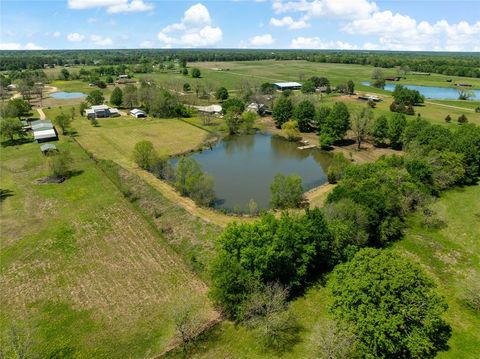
[455,83,473,87]
[246,103,267,115]
[31,120,58,143]
[130,109,147,118]
[194,104,222,115]
[385,76,402,81]
[85,105,120,119]
[273,82,302,91]
[118,74,130,79]
[40,143,58,155]
[6,84,16,91]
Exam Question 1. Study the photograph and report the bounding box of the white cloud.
[157,3,222,47]
[68,0,153,14]
[0,42,44,50]
[67,32,86,42]
[140,40,154,48]
[272,0,378,20]
[269,16,309,29]
[249,34,275,46]
[344,10,480,51]
[91,35,113,46]
[290,36,357,49]
[52,31,61,37]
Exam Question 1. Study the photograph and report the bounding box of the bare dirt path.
[37,108,46,120]
[425,101,475,112]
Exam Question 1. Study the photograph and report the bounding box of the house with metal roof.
[86,105,120,119]
[34,129,58,143]
[273,82,302,91]
[193,104,222,115]
[31,120,54,131]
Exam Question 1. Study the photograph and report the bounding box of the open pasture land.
[395,185,480,359]
[0,138,217,357]
[42,108,210,165]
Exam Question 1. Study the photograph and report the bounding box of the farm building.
[194,104,222,115]
[40,143,58,155]
[118,74,130,79]
[246,103,267,115]
[130,109,147,118]
[6,84,16,91]
[273,82,302,91]
[33,128,58,143]
[86,105,120,119]
[31,120,54,131]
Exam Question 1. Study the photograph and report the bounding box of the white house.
[273,82,302,91]
[130,109,147,118]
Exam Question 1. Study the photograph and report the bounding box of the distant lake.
[49,91,86,99]
[175,133,332,211]
[362,82,480,100]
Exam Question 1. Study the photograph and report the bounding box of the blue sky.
[1,0,479,51]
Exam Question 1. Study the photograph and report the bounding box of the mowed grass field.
[0,138,218,357]
[168,185,480,359]
[43,107,210,165]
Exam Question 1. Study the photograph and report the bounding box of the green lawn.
[394,185,480,359]
[0,138,217,358]
[42,108,211,166]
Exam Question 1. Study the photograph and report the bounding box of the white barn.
[130,109,147,118]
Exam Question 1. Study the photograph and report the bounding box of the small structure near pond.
[193,104,222,115]
[246,103,267,115]
[130,108,147,118]
[86,105,120,119]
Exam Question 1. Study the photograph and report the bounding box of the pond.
[176,133,332,211]
[361,82,480,100]
[49,91,86,99]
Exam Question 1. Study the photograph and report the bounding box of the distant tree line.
[1,49,479,77]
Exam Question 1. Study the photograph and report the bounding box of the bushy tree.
[281,120,300,141]
[301,80,315,94]
[48,151,72,179]
[260,82,275,94]
[351,107,373,150]
[458,114,468,123]
[0,118,24,142]
[320,102,350,147]
[444,114,452,123]
[3,98,31,119]
[329,248,451,359]
[132,140,157,170]
[191,68,201,78]
[388,113,407,149]
[293,99,315,132]
[210,209,332,319]
[371,114,389,146]
[241,111,257,134]
[54,113,72,135]
[314,105,331,131]
[215,86,229,101]
[270,173,304,209]
[86,89,104,105]
[183,83,191,92]
[225,108,243,135]
[272,96,293,128]
[222,98,245,114]
[174,157,215,206]
[392,84,424,105]
[326,152,350,184]
[346,80,355,95]
[122,84,138,108]
[308,76,329,88]
[110,87,123,107]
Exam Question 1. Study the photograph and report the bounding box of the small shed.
[40,143,58,155]
[273,82,302,91]
[130,109,147,118]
